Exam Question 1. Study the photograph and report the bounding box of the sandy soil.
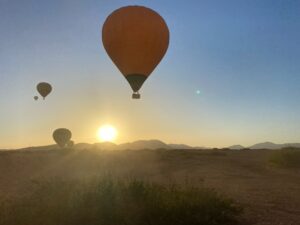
[0,148,299,225]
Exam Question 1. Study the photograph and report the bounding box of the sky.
[0,0,299,149]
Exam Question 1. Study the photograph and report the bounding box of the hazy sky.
[1,0,299,148]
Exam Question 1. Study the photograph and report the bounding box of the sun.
[97,125,117,142]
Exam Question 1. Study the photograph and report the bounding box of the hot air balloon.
[37,82,52,100]
[34,96,38,101]
[102,6,169,99]
[53,128,72,148]
[67,140,74,148]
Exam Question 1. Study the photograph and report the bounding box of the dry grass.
[0,177,241,225]
[0,148,300,224]
[269,148,300,168]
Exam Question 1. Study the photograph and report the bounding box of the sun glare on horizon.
[97,125,117,142]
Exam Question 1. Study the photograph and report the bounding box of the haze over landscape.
[1,1,300,225]
[1,0,299,149]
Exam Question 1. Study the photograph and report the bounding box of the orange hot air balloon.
[37,82,52,100]
[102,6,169,99]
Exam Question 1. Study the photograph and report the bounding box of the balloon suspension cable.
[132,92,141,99]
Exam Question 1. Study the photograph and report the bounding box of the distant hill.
[3,140,203,152]
[118,140,171,150]
[2,140,300,152]
[249,142,300,150]
[168,144,206,150]
[95,142,118,150]
[249,142,281,149]
[228,145,245,150]
[117,140,207,150]
[73,143,92,150]
[19,145,58,151]
[168,144,194,149]
[72,140,171,151]
[74,142,118,150]
[283,143,300,148]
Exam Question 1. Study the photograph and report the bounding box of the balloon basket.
[132,93,141,99]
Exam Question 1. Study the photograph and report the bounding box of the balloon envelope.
[102,6,169,97]
[67,140,74,148]
[37,82,52,99]
[53,128,72,148]
[34,96,38,101]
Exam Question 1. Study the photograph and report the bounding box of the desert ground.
[0,148,300,225]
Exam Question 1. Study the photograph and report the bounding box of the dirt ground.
[0,148,300,225]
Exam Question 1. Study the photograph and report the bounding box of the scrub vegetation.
[0,177,241,225]
[269,148,300,168]
[1,148,300,224]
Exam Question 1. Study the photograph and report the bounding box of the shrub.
[269,148,300,168]
[0,177,242,225]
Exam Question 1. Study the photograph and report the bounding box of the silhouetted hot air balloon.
[53,128,72,148]
[34,96,38,101]
[102,6,169,99]
[67,140,74,148]
[37,82,52,100]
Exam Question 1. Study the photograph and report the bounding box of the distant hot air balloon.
[34,96,38,101]
[102,6,169,99]
[67,140,74,148]
[53,128,72,148]
[37,82,52,100]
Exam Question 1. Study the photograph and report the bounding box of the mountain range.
[228,142,300,150]
[250,142,300,149]
[74,140,205,151]
[1,140,300,151]
[75,140,300,150]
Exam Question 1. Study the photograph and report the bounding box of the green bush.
[269,148,300,168]
[0,177,242,225]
